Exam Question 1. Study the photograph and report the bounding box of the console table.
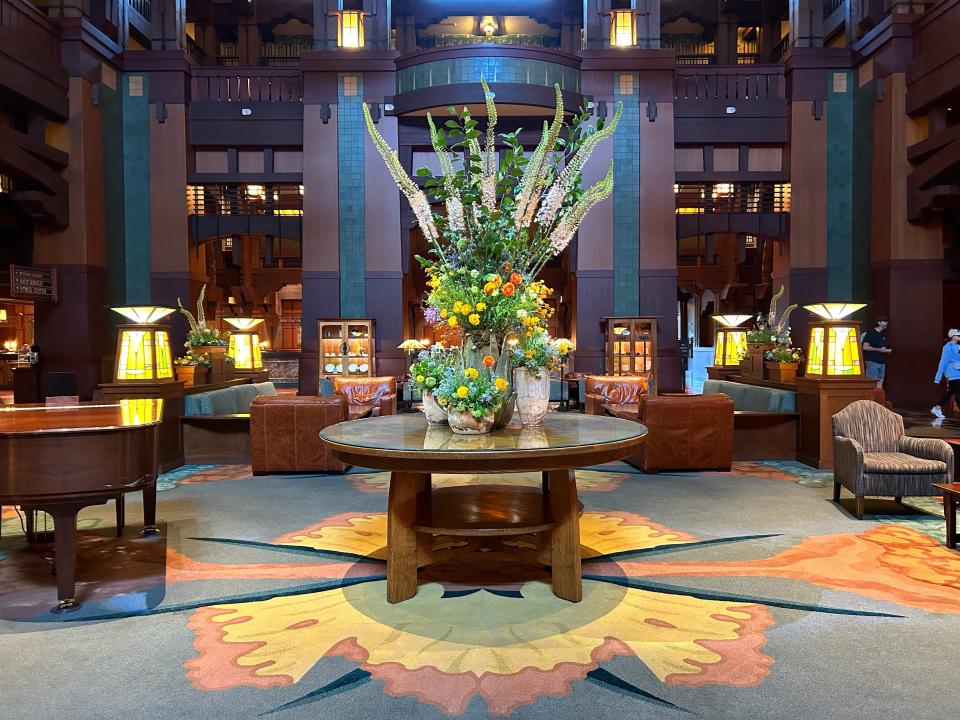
[320,413,647,603]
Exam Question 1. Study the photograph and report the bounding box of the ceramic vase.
[421,390,448,425]
[514,367,551,427]
[447,409,495,435]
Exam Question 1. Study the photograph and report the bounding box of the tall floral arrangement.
[177,284,227,348]
[746,285,797,346]
[364,81,619,429]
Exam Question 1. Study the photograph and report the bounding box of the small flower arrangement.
[746,285,796,346]
[177,284,227,348]
[434,368,507,418]
[174,351,212,368]
[510,328,564,374]
[409,345,454,393]
[764,345,803,363]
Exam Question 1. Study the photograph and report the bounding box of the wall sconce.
[803,303,866,378]
[711,315,752,369]
[338,10,365,48]
[111,306,176,384]
[0,309,6,323]
[225,317,264,373]
[610,10,635,47]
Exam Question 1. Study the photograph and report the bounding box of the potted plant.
[434,367,508,435]
[177,284,229,383]
[174,352,211,387]
[409,345,454,425]
[744,286,797,379]
[510,328,567,427]
[364,80,618,431]
[764,345,803,383]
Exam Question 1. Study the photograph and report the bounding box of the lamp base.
[795,377,876,469]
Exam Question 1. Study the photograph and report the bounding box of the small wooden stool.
[934,483,960,550]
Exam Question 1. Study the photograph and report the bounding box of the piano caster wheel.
[142,525,159,537]
[52,598,80,614]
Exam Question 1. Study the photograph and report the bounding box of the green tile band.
[613,72,640,316]
[397,57,579,94]
[826,70,855,301]
[338,73,366,317]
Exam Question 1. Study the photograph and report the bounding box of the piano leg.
[142,482,158,536]
[115,495,125,538]
[50,504,82,613]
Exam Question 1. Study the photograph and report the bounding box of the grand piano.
[0,399,162,611]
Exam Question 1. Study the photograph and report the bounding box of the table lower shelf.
[412,485,582,537]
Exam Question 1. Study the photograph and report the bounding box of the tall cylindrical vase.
[463,335,514,429]
[421,390,448,425]
[514,367,551,427]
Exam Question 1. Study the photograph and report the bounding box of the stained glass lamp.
[111,306,175,383]
[711,315,752,369]
[225,317,264,372]
[803,303,867,378]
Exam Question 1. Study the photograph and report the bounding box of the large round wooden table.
[320,413,647,603]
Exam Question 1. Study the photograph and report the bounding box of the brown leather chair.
[607,394,734,473]
[583,375,650,415]
[333,376,398,418]
[250,395,348,474]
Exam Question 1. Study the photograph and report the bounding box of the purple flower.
[424,307,441,324]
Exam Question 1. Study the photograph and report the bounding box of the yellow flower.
[461,304,472,314]
[494,377,508,392]
[475,302,486,311]
[464,368,479,380]
[448,317,458,328]
[416,375,425,383]
[456,385,469,398]
[468,313,481,326]
[440,309,448,319]
[453,302,463,313]
[438,396,447,405]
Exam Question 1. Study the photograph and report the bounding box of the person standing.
[932,329,960,419]
[862,316,891,389]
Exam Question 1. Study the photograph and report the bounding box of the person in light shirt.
[931,328,960,419]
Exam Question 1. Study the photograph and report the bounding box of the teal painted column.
[613,72,640,316]
[120,73,152,304]
[851,74,874,303]
[100,79,125,307]
[825,70,855,301]
[338,73,366,317]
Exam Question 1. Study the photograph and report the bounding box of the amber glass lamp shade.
[802,304,866,378]
[610,10,635,46]
[225,317,264,371]
[111,306,175,383]
[338,10,364,48]
[711,315,751,368]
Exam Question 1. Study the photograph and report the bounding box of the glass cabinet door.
[345,323,371,376]
[320,322,344,376]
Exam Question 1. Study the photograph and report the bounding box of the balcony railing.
[190,68,302,102]
[823,0,845,18]
[674,66,786,101]
[1,0,61,62]
[187,184,304,216]
[675,183,792,214]
[418,34,560,50]
[128,0,149,20]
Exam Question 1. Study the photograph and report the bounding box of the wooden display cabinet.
[318,319,376,379]
[602,317,658,391]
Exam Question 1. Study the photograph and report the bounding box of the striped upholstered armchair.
[832,400,953,519]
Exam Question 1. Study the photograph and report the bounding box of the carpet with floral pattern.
[0,460,957,719]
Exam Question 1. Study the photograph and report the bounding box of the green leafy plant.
[174,351,212,368]
[510,328,564,374]
[764,345,803,363]
[177,284,227,348]
[409,346,454,393]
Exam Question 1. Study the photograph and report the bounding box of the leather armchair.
[250,395,348,474]
[832,400,953,519]
[333,376,398,418]
[607,394,734,473]
[583,375,650,415]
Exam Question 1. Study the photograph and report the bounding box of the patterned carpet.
[1,460,958,720]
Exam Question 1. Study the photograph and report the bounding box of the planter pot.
[738,359,752,376]
[223,362,235,381]
[421,390,448,425]
[514,367,551,427]
[765,361,799,383]
[447,409,495,435]
[193,344,228,384]
[746,343,774,379]
[175,365,209,387]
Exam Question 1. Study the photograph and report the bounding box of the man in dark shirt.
[862,316,891,388]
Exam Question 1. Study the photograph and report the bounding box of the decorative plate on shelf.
[336,364,343,373]
[359,363,369,372]
[348,363,358,373]
[324,363,335,373]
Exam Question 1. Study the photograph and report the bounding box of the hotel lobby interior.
[2,0,960,718]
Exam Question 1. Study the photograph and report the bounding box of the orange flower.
[509,272,522,286]
[483,282,496,295]
[503,261,511,273]
[482,355,495,367]
[502,283,515,297]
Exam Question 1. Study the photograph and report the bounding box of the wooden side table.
[934,483,959,550]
